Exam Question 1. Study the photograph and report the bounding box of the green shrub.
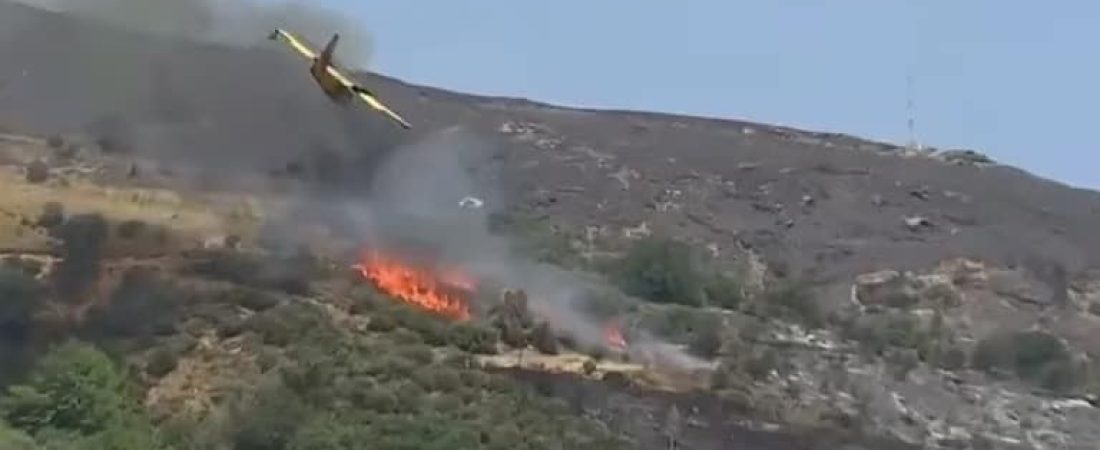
[530,322,559,355]
[219,287,281,312]
[614,237,703,306]
[938,346,968,371]
[0,420,37,450]
[745,349,780,381]
[759,280,823,328]
[25,160,48,184]
[639,305,719,346]
[366,315,397,333]
[488,211,583,267]
[687,321,724,359]
[256,348,280,373]
[398,344,434,365]
[497,320,528,349]
[245,303,330,348]
[35,202,65,230]
[391,328,424,346]
[389,306,449,347]
[703,273,743,310]
[972,330,1080,392]
[115,220,147,240]
[448,324,498,355]
[231,383,309,450]
[844,312,925,356]
[353,389,399,414]
[347,287,385,315]
[888,349,920,381]
[413,366,463,393]
[0,341,153,440]
[145,346,181,378]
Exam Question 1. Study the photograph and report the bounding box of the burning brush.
[604,320,629,351]
[352,250,474,321]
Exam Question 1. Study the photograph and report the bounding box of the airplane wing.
[270,28,412,129]
[269,29,317,60]
[353,87,413,129]
[327,67,412,129]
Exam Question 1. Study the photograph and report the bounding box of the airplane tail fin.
[318,33,340,67]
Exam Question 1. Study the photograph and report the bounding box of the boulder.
[854,270,922,308]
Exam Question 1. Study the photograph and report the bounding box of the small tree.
[687,322,723,359]
[231,383,309,450]
[0,420,36,450]
[971,330,1080,392]
[35,202,64,230]
[24,160,49,184]
[703,273,743,310]
[615,237,703,306]
[448,324,498,355]
[530,322,559,355]
[0,341,141,436]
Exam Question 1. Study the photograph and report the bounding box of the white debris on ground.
[458,196,484,209]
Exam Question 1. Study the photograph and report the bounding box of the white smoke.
[272,126,711,371]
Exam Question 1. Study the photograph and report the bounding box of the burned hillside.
[3,1,1100,449]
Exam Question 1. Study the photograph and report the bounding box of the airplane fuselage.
[309,58,353,104]
[269,28,412,128]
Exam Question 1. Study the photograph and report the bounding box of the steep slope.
[8,2,1100,448]
[3,0,1098,295]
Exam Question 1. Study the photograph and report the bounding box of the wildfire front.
[354,250,473,321]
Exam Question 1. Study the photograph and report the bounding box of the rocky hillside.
[4,1,1098,281]
[5,1,1100,449]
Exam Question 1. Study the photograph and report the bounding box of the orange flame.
[604,321,628,350]
[355,251,473,321]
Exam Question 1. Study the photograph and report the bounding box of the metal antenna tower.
[906,73,921,151]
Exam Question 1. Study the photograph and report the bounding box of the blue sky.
[325,1,1098,190]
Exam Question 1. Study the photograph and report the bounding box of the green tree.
[231,383,310,450]
[0,420,37,450]
[615,237,703,306]
[703,273,743,310]
[1,341,133,435]
[687,321,723,359]
[46,424,168,450]
[530,322,559,355]
[448,323,498,355]
[287,418,363,450]
[972,330,1080,392]
[759,280,823,328]
[0,341,167,449]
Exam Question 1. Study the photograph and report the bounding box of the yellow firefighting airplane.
[268,28,412,129]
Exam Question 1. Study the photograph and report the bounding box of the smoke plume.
[10,0,373,68]
[49,213,109,305]
[271,126,709,371]
[1,0,400,185]
[270,127,613,343]
[0,0,707,371]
